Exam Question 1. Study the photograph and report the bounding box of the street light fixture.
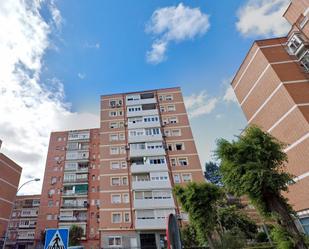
[2,178,41,249]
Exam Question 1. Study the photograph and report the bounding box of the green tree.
[216,126,307,249]
[181,224,200,248]
[217,205,257,239]
[174,182,224,249]
[204,161,222,186]
[69,225,83,246]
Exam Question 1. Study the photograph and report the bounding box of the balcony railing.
[62,191,88,196]
[128,134,163,143]
[127,109,158,118]
[126,97,157,106]
[63,178,88,184]
[134,198,175,209]
[131,163,168,173]
[135,218,167,229]
[58,216,87,222]
[132,180,171,190]
[130,148,166,157]
[128,120,161,129]
[61,203,88,209]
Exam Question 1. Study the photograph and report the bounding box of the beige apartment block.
[232,0,309,235]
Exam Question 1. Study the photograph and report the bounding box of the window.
[171,129,181,136]
[92,187,95,193]
[110,122,118,129]
[159,95,164,101]
[119,133,125,140]
[108,236,122,246]
[167,105,176,112]
[111,177,120,186]
[121,161,127,168]
[48,200,53,207]
[110,147,119,155]
[160,106,165,112]
[112,213,122,223]
[178,158,188,166]
[149,157,165,165]
[300,217,309,235]
[169,117,178,124]
[92,175,95,180]
[119,146,126,154]
[182,173,192,182]
[167,144,173,151]
[124,212,130,223]
[110,134,118,141]
[174,174,180,183]
[111,161,120,170]
[287,34,303,56]
[165,95,173,101]
[175,143,184,151]
[111,194,121,204]
[110,111,117,117]
[47,214,53,220]
[300,51,309,71]
[123,193,129,203]
[164,129,170,137]
[122,177,128,185]
[171,158,177,167]
[51,177,57,185]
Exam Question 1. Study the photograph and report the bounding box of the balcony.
[59,216,87,222]
[131,163,168,173]
[127,109,158,118]
[135,218,166,230]
[132,180,171,190]
[63,178,88,185]
[126,98,157,106]
[61,204,88,210]
[62,191,88,197]
[134,198,175,209]
[130,148,166,158]
[128,134,163,143]
[128,120,161,129]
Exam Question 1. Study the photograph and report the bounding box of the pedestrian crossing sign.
[44,228,69,249]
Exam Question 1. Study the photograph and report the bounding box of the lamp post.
[2,178,40,249]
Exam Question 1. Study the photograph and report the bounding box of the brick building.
[34,129,101,249]
[0,142,22,247]
[6,195,40,249]
[99,87,204,249]
[34,87,205,249]
[231,0,309,234]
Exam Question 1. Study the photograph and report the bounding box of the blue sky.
[0,0,290,193]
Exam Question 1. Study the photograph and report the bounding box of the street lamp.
[2,178,40,249]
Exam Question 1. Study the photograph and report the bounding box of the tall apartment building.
[231,0,309,234]
[34,129,101,249]
[99,87,204,249]
[0,143,22,246]
[6,195,40,249]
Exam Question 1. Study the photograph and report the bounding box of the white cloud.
[0,0,99,195]
[77,73,86,79]
[84,42,100,49]
[146,3,210,64]
[184,91,218,118]
[223,85,238,103]
[236,0,290,37]
[49,0,63,30]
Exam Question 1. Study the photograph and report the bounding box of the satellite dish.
[166,213,182,249]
